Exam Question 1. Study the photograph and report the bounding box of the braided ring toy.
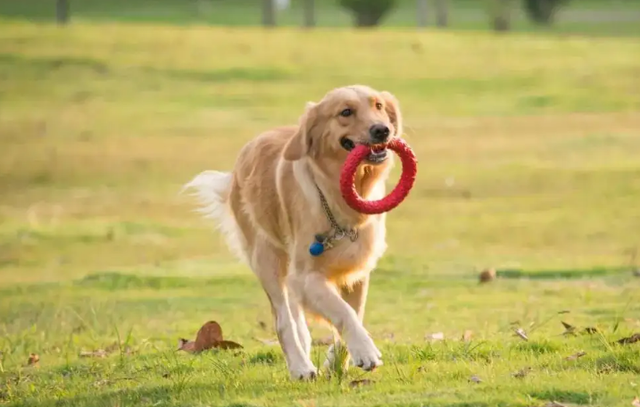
[340,138,417,215]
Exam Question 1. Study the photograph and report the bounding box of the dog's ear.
[381,91,403,137]
[283,102,318,161]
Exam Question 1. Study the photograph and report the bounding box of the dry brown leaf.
[542,402,566,407]
[179,321,243,353]
[462,330,473,342]
[349,379,373,388]
[426,332,444,342]
[216,340,243,350]
[104,342,121,353]
[468,375,482,383]
[79,349,107,358]
[565,351,586,361]
[177,338,196,352]
[27,353,39,366]
[617,333,640,345]
[512,366,532,378]
[631,396,640,407]
[514,328,529,341]
[582,327,598,335]
[194,321,224,351]
[479,268,496,283]
[561,321,576,336]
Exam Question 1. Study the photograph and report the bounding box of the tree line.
[55,0,570,32]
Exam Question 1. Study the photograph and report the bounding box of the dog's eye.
[375,102,383,110]
[340,108,353,117]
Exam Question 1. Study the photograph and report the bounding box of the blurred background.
[0,1,639,404]
[1,0,639,283]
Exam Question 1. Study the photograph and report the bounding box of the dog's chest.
[314,219,387,281]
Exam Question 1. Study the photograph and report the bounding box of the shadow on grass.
[529,389,594,405]
[0,53,292,83]
[496,267,624,280]
[23,381,504,407]
[27,382,262,407]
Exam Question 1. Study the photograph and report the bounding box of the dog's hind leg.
[288,297,312,358]
[250,240,317,380]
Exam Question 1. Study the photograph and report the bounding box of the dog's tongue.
[371,144,387,153]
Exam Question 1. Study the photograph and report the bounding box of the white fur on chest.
[315,216,388,285]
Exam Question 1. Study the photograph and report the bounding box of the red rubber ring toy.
[340,138,418,215]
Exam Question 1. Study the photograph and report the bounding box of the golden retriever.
[185,84,402,380]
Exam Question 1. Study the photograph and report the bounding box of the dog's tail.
[182,171,247,264]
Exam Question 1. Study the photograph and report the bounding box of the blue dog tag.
[309,241,324,256]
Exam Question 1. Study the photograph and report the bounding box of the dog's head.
[283,85,403,169]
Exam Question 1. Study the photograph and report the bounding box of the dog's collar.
[308,183,358,257]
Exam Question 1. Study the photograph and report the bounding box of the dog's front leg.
[290,271,382,371]
[324,274,370,371]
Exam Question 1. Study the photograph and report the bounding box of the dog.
[184,85,402,380]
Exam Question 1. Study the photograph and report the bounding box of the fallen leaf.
[617,333,640,345]
[27,353,39,366]
[426,332,444,342]
[479,268,496,283]
[194,321,224,351]
[104,342,120,353]
[469,375,482,383]
[179,321,243,353]
[565,351,586,361]
[79,349,107,358]
[542,402,566,407]
[177,338,196,352]
[582,327,598,335]
[514,328,529,341]
[349,379,373,388]
[597,365,614,374]
[561,321,576,336]
[512,366,532,378]
[462,330,473,342]
[216,340,243,350]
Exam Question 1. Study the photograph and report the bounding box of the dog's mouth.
[340,137,388,165]
[366,144,388,164]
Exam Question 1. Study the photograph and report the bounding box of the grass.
[1,17,640,407]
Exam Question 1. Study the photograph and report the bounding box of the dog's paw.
[289,363,318,381]
[347,334,383,371]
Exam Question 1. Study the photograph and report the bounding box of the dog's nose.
[369,124,390,143]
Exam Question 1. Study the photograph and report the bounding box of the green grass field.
[1,13,640,407]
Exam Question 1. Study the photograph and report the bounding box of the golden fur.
[185,85,403,379]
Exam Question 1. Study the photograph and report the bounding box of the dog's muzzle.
[340,137,389,164]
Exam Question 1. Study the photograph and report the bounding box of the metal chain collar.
[314,183,358,249]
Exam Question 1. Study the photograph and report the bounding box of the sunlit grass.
[1,20,639,406]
